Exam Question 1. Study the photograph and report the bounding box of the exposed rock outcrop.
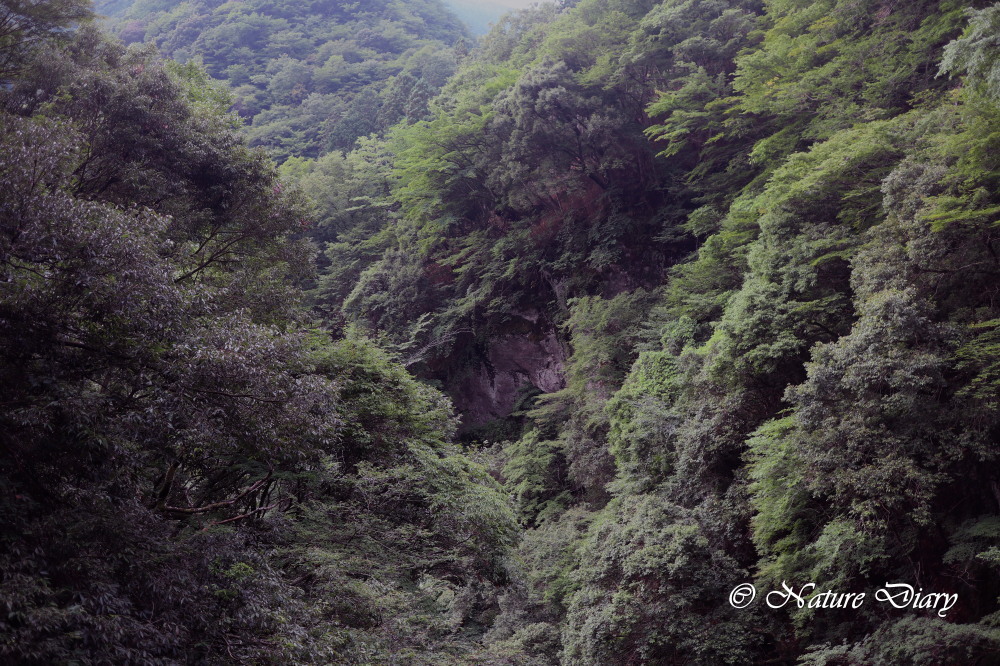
[449,311,566,429]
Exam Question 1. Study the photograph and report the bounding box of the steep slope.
[6,0,1000,663]
[304,0,1000,662]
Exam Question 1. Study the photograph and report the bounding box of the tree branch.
[163,471,272,515]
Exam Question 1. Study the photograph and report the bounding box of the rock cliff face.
[449,312,566,429]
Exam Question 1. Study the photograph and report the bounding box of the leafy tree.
[0,19,517,664]
[0,0,90,78]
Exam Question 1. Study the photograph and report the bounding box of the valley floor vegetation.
[2,0,1000,664]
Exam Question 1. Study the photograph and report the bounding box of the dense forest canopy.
[97,0,470,158]
[0,2,514,663]
[2,0,1000,663]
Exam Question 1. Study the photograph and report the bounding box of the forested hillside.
[295,0,1000,662]
[0,2,514,663]
[3,0,1000,664]
[98,0,469,158]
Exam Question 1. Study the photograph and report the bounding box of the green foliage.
[733,0,971,153]
[502,429,571,526]
[940,4,1000,102]
[740,100,1000,651]
[10,0,1000,661]
[106,0,469,157]
[798,617,1000,665]
[561,495,764,665]
[0,19,517,664]
[0,0,91,78]
[606,350,682,490]
[957,319,1000,405]
[302,1,1000,659]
